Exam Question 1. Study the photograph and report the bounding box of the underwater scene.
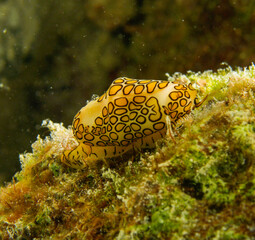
[0,0,255,239]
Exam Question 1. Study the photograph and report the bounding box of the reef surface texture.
[0,65,255,239]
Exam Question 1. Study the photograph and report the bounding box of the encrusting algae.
[1,64,255,239]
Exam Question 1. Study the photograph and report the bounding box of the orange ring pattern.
[71,77,198,150]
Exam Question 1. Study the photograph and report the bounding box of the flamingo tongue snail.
[61,77,206,168]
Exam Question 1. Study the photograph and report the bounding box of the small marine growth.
[0,65,255,239]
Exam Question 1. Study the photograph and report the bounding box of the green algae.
[0,64,255,239]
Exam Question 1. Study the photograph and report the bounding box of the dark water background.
[0,0,254,184]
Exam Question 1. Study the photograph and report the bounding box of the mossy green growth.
[1,64,255,239]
